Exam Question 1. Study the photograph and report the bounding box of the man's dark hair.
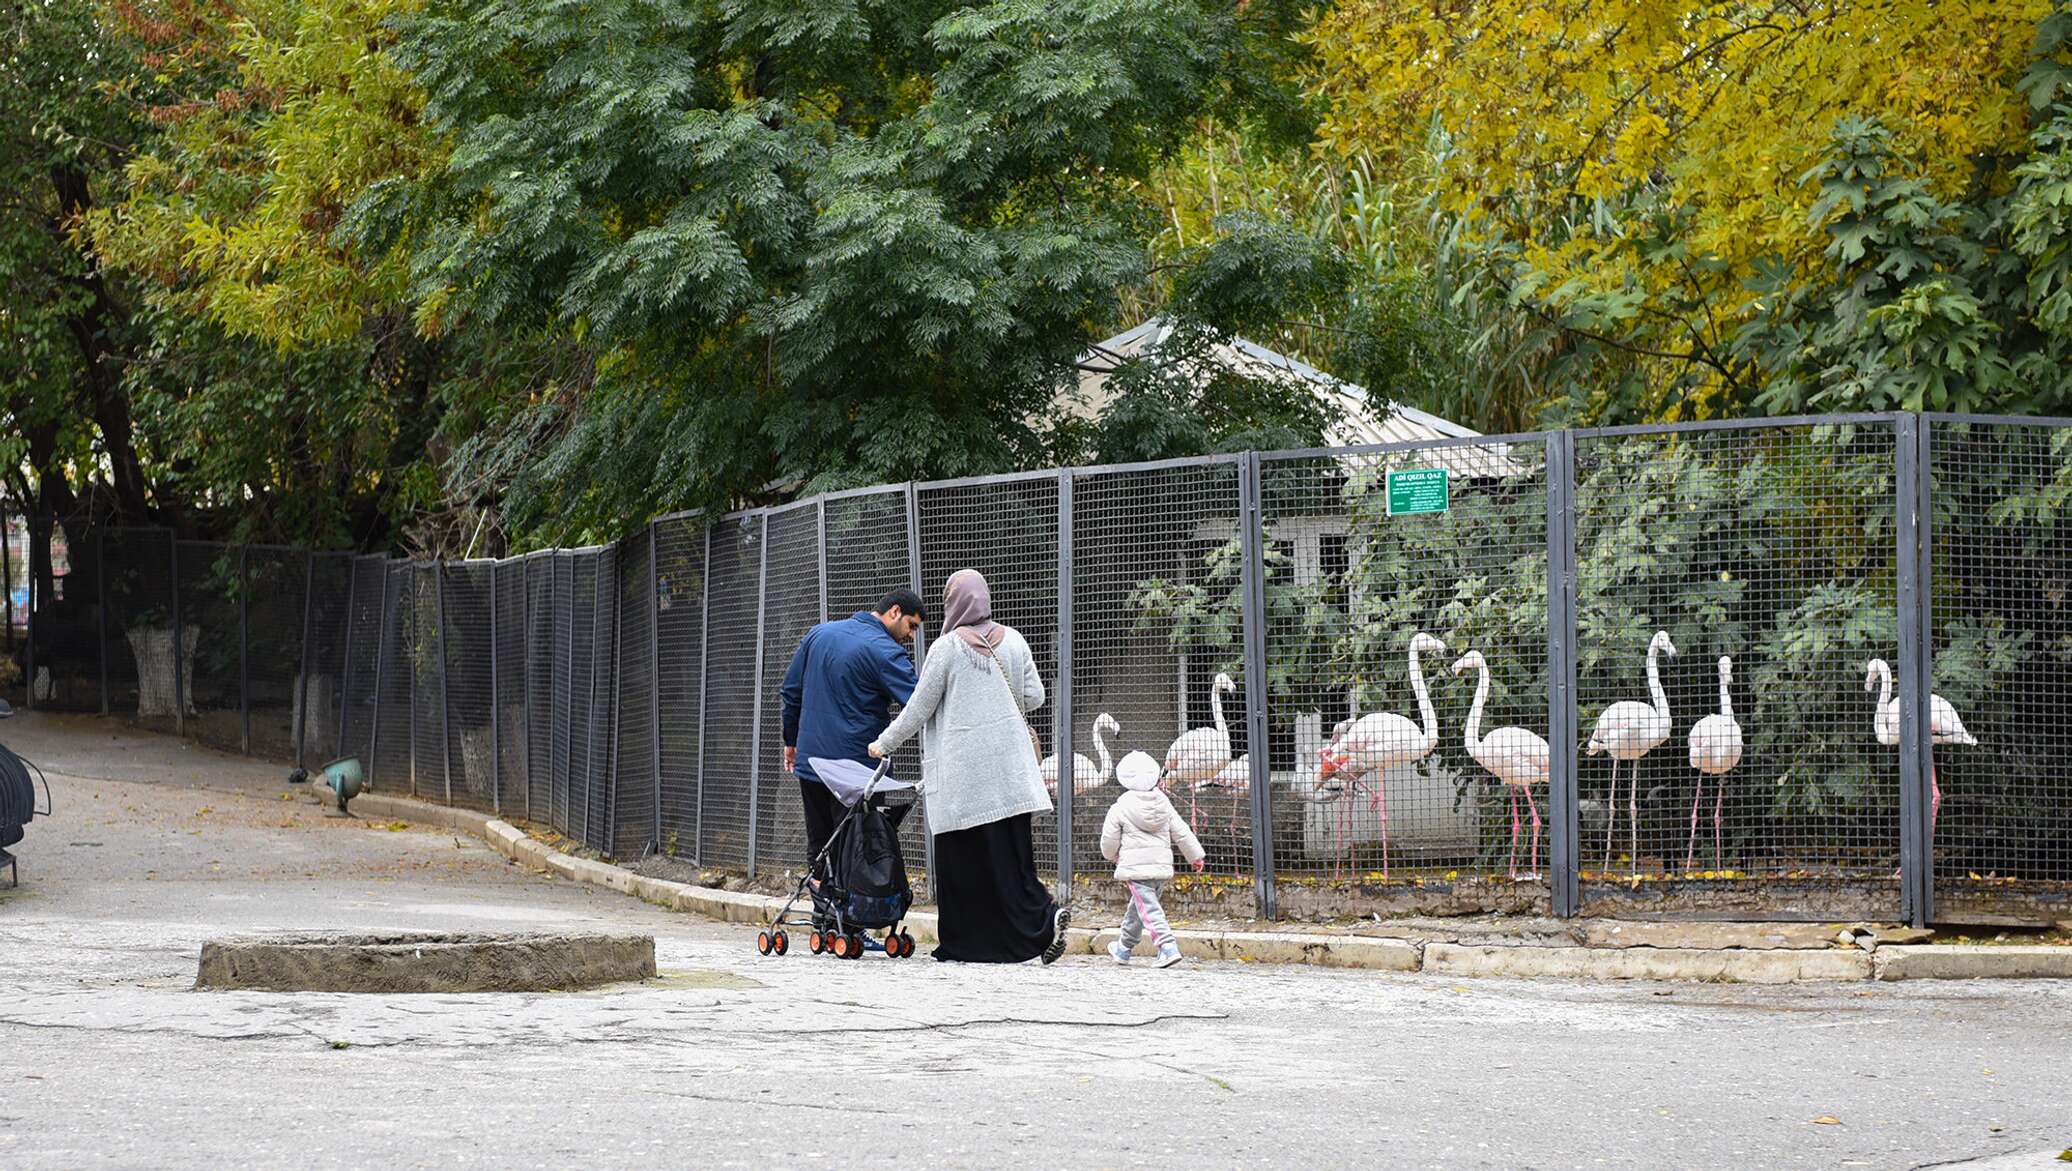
[874,589,926,619]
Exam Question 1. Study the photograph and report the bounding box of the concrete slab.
[1425,943,1872,983]
[1874,945,2072,982]
[194,931,656,993]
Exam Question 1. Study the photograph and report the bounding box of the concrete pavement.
[3,712,2069,1169]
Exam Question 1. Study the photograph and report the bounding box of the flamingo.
[1589,630,1678,874]
[1312,717,1359,878]
[1164,673,1236,822]
[1316,633,1447,881]
[1865,658,1976,838]
[1452,650,1552,879]
[1041,712,1120,800]
[1193,753,1251,835]
[1686,656,1744,871]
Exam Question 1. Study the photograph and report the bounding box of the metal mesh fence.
[822,488,927,885]
[917,473,1062,880]
[699,515,763,871]
[525,554,555,824]
[757,504,821,879]
[494,559,528,817]
[1927,419,2072,920]
[1070,459,1248,906]
[1573,422,1900,919]
[1259,440,1551,916]
[612,535,656,859]
[17,412,2071,925]
[441,563,496,813]
[4,519,101,712]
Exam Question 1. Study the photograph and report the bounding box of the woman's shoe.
[1041,906,1072,964]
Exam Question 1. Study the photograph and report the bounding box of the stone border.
[329,788,2072,983]
[195,931,656,993]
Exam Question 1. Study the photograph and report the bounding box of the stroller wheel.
[899,931,916,958]
[830,933,850,959]
[808,930,824,954]
[756,931,773,956]
[844,934,864,960]
[771,930,789,956]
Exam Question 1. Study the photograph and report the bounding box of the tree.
[1303,0,2072,421]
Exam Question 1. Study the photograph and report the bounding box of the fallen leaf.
[1811,1116,1841,1126]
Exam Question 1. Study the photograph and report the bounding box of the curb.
[325,788,2070,983]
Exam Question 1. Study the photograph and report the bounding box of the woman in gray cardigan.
[869,569,1070,963]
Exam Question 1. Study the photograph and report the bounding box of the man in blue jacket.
[780,589,924,874]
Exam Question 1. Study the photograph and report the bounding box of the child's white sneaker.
[1153,945,1183,968]
[1107,940,1131,965]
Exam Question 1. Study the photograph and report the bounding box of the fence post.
[367,562,392,788]
[1240,452,1277,919]
[906,482,932,893]
[489,561,501,817]
[1545,431,1582,917]
[334,559,356,758]
[169,535,184,736]
[3,514,12,655]
[22,518,34,712]
[433,563,452,805]
[648,525,662,856]
[604,551,622,854]
[559,554,573,830]
[522,557,534,822]
[1895,414,1936,927]
[747,518,769,878]
[95,528,109,715]
[1056,471,1076,897]
[694,525,712,862]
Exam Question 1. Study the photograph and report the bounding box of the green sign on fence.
[1385,467,1449,516]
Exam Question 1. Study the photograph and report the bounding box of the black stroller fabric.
[828,799,913,930]
[0,741,39,849]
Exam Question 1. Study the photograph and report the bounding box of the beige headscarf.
[942,569,1004,654]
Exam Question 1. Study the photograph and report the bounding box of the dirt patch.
[194,931,656,993]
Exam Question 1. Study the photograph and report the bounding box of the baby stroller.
[757,756,919,960]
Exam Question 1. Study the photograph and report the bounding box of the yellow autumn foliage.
[1304,0,2052,377]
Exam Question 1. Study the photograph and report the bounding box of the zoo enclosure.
[9,412,2070,928]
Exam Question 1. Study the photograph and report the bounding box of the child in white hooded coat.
[1100,750,1205,968]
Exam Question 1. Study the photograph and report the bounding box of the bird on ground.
[1040,712,1120,800]
[1164,674,1237,822]
[1588,630,1677,874]
[1686,656,1744,871]
[1452,649,1552,880]
[1865,658,1975,839]
[1316,633,1447,881]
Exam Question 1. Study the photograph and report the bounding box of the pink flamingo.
[1452,649,1552,879]
[1317,633,1446,881]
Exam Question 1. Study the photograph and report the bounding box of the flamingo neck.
[1718,665,1733,719]
[1094,721,1113,779]
[1463,661,1489,755]
[1211,680,1228,736]
[1646,642,1670,721]
[1873,660,1893,710]
[1410,644,1437,752]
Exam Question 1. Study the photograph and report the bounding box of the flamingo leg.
[1507,786,1520,880]
[1377,775,1390,882]
[1628,763,1640,876]
[1687,778,1703,873]
[1524,784,1543,877]
[1929,758,1941,839]
[1603,760,1619,872]
[1712,785,1724,870]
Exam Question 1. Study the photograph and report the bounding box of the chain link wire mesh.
[1258,440,1551,916]
[757,505,821,880]
[1574,422,1900,918]
[440,563,496,813]
[4,518,101,712]
[917,473,1062,879]
[1069,459,1249,907]
[525,555,556,824]
[699,515,762,870]
[654,518,706,862]
[822,488,926,886]
[612,534,656,859]
[1928,419,2072,919]
[29,413,2071,927]
[493,559,529,817]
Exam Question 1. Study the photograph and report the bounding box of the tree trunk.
[49,164,151,528]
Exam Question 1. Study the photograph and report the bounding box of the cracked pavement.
[2,711,2069,1169]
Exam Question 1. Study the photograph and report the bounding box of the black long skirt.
[930,812,1059,963]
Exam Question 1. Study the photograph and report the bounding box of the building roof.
[1075,319,1532,479]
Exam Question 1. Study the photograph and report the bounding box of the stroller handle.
[860,754,896,801]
